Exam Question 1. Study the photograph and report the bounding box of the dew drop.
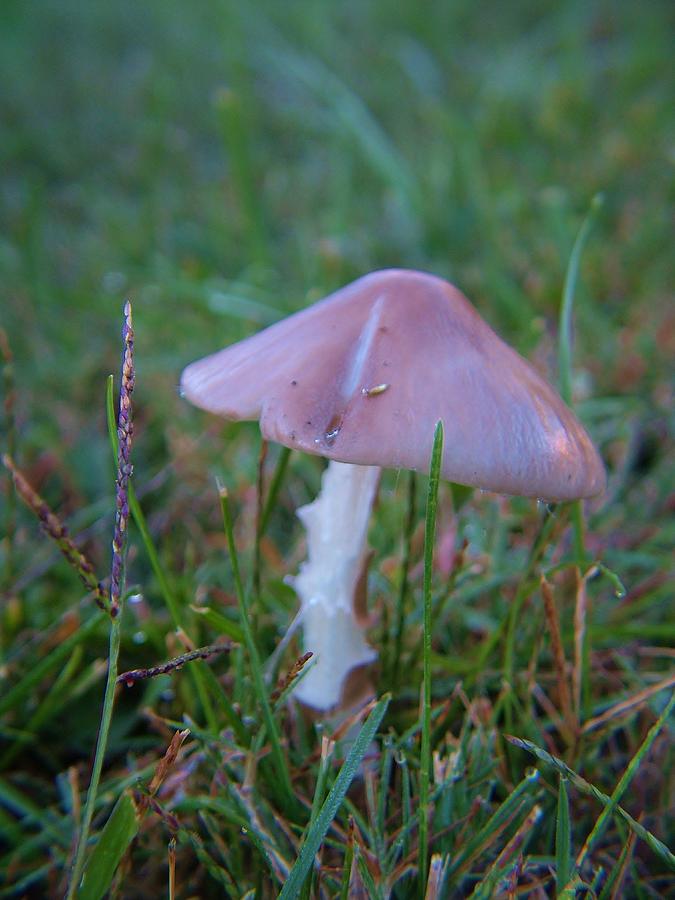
[323,426,341,445]
[316,411,344,447]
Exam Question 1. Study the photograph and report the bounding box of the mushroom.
[181,269,605,709]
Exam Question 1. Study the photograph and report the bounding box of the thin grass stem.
[419,421,444,896]
[67,301,135,899]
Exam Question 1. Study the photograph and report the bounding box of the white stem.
[287,460,380,710]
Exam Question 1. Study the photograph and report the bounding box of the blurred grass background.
[1,0,673,896]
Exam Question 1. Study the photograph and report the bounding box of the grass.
[1,0,673,896]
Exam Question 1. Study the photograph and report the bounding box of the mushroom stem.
[288,460,380,709]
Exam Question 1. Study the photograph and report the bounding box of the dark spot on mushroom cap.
[291,380,297,386]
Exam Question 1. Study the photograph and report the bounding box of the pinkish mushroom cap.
[181,269,605,502]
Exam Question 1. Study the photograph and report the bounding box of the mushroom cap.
[181,269,605,501]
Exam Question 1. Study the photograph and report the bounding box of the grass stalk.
[67,301,135,899]
[419,421,444,896]
[105,377,218,732]
[2,455,108,611]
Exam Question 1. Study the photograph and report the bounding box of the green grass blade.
[218,481,297,815]
[558,193,604,406]
[556,775,572,893]
[558,193,604,567]
[77,790,139,900]
[0,776,70,848]
[189,605,245,642]
[258,444,292,537]
[338,827,355,900]
[390,470,417,691]
[419,420,444,895]
[299,740,334,898]
[0,645,83,768]
[0,613,102,718]
[214,86,269,267]
[354,842,384,899]
[278,694,390,900]
[446,769,541,881]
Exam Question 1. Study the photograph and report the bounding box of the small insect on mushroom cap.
[181,268,605,502]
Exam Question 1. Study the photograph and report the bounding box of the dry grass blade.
[605,828,637,900]
[581,672,675,734]
[3,454,108,611]
[424,853,449,899]
[541,575,577,743]
[470,804,543,898]
[572,566,591,721]
[141,729,191,810]
[168,837,176,900]
[271,651,314,702]
[424,853,448,900]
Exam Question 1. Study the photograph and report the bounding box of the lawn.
[1,1,673,896]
